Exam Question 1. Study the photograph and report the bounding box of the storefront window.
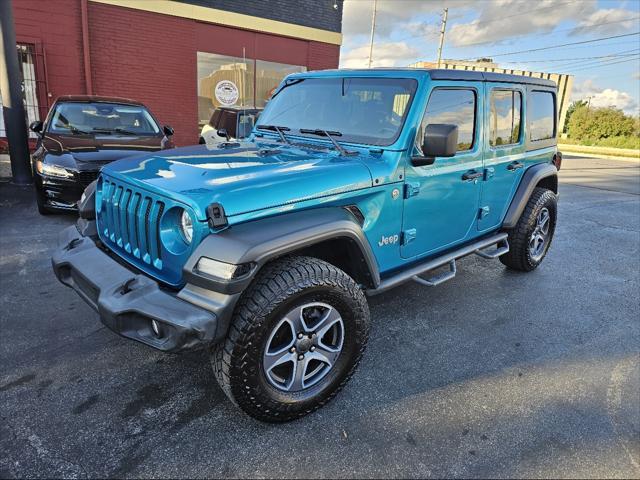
[255,60,306,108]
[197,52,254,125]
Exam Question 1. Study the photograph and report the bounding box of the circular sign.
[214,80,239,106]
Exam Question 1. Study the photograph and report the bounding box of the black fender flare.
[182,207,380,295]
[503,163,558,229]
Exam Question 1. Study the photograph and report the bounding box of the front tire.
[211,256,370,422]
[500,187,557,271]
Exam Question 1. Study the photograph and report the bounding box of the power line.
[496,49,639,64]
[460,32,640,60]
[393,13,638,47]
[550,52,639,70]
[454,16,640,49]
[562,56,640,72]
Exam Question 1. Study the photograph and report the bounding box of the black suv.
[30,96,174,214]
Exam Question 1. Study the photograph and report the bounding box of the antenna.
[367,0,378,68]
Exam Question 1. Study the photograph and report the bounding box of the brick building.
[3,0,344,146]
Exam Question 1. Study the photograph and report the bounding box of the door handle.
[462,170,483,182]
[507,161,524,171]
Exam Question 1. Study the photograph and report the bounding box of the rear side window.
[490,90,521,147]
[529,91,555,141]
[418,88,476,153]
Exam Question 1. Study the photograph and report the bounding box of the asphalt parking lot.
[1,155,638,479]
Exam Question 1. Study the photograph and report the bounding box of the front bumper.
[52,225,219,352]
[35,172,90,210]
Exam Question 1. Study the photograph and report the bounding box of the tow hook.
[119,278,137,295]
[64,238,83,251]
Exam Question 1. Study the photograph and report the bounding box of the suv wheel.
[211,256,370,422]
[500,187,557,271]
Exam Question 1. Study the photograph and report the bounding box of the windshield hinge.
[404,182,420,199]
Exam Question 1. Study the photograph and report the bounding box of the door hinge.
[404,182,420,199]
[479,206,490,219]
[484,167,495,180]
[402,228,417,245]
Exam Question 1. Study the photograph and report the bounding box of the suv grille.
[98,176,165,272]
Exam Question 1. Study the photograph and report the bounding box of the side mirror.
[162,125,174,136]
[217,128,230,141]
[412,124,458,167]
[29,120,44,134]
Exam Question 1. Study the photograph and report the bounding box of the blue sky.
[340,0,640,114]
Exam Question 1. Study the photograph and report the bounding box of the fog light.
[151,319,161,337]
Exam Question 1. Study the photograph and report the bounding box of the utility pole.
[0,0,32,184]
[436,8,448,69]
[367,0,378,68]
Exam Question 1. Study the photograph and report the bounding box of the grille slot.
[98,177,164,271]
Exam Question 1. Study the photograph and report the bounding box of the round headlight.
[180,210,193,244]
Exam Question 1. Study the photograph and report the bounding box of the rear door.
[401,83,484,258]
[478,83,526,232]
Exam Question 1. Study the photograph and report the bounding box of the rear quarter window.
[529,91,556,141]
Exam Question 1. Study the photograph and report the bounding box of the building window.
[196,52,307,124]
[197,52,255,125]
[529,91,556,141]
[255,60,306,108]
[419,88,476,153]
[490,90,522,147]
[1,44,41,138]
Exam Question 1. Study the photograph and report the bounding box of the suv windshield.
[48,102,160,135]
[257,77,417,146]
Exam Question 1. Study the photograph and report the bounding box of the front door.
[478,83,526,231]
[401,84,484,259]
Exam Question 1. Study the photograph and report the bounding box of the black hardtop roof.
[426,69,556,88]
[308,68,557,88]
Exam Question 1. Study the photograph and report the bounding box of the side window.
[490,90,521,147]
[529,91,555,141]
[418,88,476,154]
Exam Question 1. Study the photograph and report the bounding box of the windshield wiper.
[256,124,291,144]
[113,127,138,135]
[69,126,91,135]
[91,127,137,135]
[91,128,114,135]
[299,129,357,156]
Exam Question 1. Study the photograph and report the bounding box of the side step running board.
[368,233,509,295]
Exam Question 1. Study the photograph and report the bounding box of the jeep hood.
[102,142,374,219]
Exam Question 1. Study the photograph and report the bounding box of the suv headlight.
[180,210,193,244]
[36,160,74,179]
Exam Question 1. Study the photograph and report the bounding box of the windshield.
[48,102,160,135]
[257,77,417,146]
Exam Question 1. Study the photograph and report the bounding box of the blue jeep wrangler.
[52,69,561,422]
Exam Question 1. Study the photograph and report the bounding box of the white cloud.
[572,79,639,115]
[571,8,640,36]
[342,0,453,38]
[342,0,637,51]
[340,41,420,68]
[448,0,597,47]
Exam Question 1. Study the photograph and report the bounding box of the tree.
[567,104,636,140]
[563,100,587,133]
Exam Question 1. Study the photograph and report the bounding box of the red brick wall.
[11,1,340,146]
[12,0,86,101]
[88,2,198,145]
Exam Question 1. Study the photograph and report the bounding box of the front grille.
[77,170,100,187]
[98,176,165,271]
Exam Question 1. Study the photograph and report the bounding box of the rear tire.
[211,256,370,422]
[500,187,557,271]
